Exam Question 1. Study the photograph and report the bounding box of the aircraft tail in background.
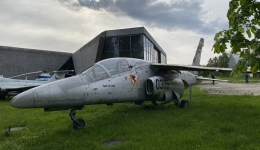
[191,38,204,66]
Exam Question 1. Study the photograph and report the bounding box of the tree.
[212,0,260,74]
[206,58,214,67]
[218,52,230,68]
[202,52,231,77]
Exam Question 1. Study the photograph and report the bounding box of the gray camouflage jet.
[0,70,72,99]
[11,42,231,129]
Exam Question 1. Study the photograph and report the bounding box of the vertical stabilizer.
[191,38,204,66]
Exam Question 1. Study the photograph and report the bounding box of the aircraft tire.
[73,118,85,130]
[179,100,189,108]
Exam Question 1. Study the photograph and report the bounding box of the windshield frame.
[81,66,94,75]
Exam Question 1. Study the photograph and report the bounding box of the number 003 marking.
[155,79,169,89]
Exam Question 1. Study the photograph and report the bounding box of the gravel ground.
[197,81,260,96]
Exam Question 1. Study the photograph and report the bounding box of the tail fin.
[191,38,204,66]
[49,70,73,82]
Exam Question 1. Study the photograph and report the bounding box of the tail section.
[191,38,204,66]
[49,70,73,82]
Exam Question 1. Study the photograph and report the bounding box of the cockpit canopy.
[81,58,147,82]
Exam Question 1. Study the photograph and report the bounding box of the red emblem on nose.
[129,74,138,87]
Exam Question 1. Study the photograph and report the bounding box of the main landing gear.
[151,99,189,108]
[173,99,189,108]
[69,106,85,130]
[179,100,189,108]
[151,100,159,108]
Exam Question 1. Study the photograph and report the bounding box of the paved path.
[197,81,260,96]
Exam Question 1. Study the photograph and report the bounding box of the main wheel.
[73,118,85,130]
[179,100,189,108]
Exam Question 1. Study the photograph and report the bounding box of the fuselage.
[10,58,201,109]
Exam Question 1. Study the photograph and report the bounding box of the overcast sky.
[0,0,230,65]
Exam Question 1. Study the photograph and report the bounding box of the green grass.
[1,87,260,150]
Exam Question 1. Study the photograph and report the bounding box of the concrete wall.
[72,32,106,74]
[0,46,72,79]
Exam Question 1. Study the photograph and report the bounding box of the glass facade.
[103,37,119,59]
[119,36,130,57]
[161,54,166,64]
[102,34,165,63]
[131,35,144,59]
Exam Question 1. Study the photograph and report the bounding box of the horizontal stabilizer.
[196,76,229,82]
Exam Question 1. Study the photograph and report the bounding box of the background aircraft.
[192,38,204,66]
[11,57,231,130]
[35,73,52,81]
[0,70,72,99]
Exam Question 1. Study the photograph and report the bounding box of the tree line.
[200,52,231,77]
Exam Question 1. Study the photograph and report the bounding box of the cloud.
[0,0,229,65]
[60,0,220,34]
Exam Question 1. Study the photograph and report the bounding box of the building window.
[0,63,2,70]
[154,50,158,63]
[119,36,130,51]
[119,36,130,57]
[102,37,119,59]
[131,35,144,59]
[143,35,154,62]
[119,51,130,57]
[161,54,166,64]
[102,34,158,62]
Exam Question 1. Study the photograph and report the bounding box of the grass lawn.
[1,87,260,150]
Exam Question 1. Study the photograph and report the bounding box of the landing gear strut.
[151,100,159,108]
[69,106,85,130]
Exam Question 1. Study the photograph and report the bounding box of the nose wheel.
[69,106,85,130]
[73,118,85,130]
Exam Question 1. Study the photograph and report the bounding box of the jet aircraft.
[11,57,231,129]
[0,70,72,99]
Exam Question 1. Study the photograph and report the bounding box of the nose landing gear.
[69,106,85,130]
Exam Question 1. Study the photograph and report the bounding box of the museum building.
[0,27,167,79]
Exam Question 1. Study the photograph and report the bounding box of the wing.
[196,76,229,82]
[151,63,232,72]
[2,85,38,92]
[0,85,38,96]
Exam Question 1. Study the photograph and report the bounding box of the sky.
[0,0,230,65]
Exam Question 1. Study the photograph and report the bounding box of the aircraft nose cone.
[10,91,33,108]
